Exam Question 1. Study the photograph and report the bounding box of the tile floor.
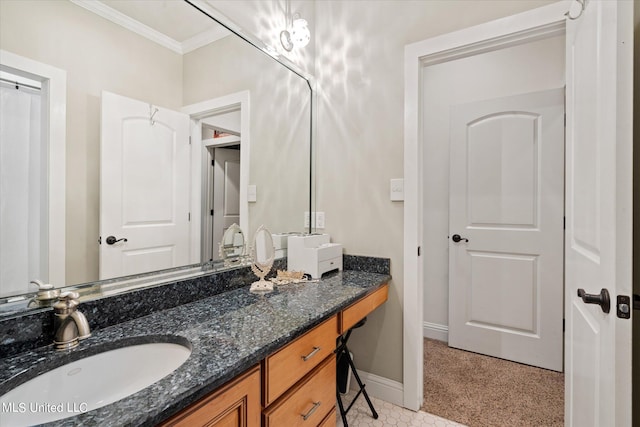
[337,390,466,427]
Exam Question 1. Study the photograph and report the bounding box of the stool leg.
[344,347,378,419]
[337,389,349,427]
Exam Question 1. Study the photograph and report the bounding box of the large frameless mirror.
[0,0,313,314]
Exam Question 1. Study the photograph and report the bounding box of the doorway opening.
[418,27,566,427]
[0,50,66,295]
[402,2,569,412]
[201,114,242,262]
[182,91,250,264]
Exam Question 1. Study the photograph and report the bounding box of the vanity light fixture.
[280,12,310,52]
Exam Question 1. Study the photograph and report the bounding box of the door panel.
[564,1,633,425]
[212,147,240,260]
[468,113,538,227]
[100,91,191,280]
[468,251,537,334]
[449,88,564,372]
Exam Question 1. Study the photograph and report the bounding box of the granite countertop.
[0,270,390,426]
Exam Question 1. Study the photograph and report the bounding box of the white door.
[212,147,240,259]
[565,1,633,425]
[448,88,565,371]
[100,91,191,279]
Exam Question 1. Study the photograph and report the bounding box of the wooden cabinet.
[262,316,338,426]
[263,356,336,427]
[263,316,338,406]
[160,365,261,427]
[340,283,388,333]
[161,283,388,427]
[319,407,337,427]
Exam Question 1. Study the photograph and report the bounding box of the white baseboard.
[423,321,448,342]
[350,370,404,407]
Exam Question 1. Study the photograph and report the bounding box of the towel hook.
[149,104,159,125]
[565,0,586,20]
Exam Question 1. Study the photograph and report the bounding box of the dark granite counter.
[0,269,390,426]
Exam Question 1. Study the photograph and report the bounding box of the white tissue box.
[287,234,343,279]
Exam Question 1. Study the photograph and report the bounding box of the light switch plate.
[304,212,310,228]
[247,185,257,202]
[390,178,404,201]
[316,212,325,229]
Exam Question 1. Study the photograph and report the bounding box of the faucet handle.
[30,280,60,301]
[59,291,80,301]
[53,291,80,314]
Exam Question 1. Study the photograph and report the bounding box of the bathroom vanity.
[0,263,390,427]
[161,283,388,427]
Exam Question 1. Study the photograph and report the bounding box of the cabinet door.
[161,366,260,427]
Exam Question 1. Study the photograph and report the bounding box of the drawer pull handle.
[301,346,321,361]
[301,401,321,421]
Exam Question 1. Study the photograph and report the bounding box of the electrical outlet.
[316,212,325,229]
[304,211,310,228]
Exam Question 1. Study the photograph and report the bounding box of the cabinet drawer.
[160,365,261,427]
[263,315,338,405]
[319,407,337,427]
[340,284,388,333]
[263,356,336,427]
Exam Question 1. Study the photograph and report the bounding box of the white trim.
[351,370,404,408]
[403,2,568,411]
[182,27,230,54]
[68,0,231,55]
[69,0,183,54]
[182,91,250,241]
[0,50,67,287]
[423,322,448,342]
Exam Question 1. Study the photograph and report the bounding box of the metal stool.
[336,317,378,426]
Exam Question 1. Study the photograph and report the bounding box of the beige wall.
[183,35,311,237]
[208,0,316,76]
[0,0,182,286]
[314,0,560,383]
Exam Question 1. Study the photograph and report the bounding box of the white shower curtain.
[0,82,43,297]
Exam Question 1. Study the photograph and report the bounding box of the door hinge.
[417,246,421,256]
[562,318,565,332]
[210,209,214,216]
[563,216,566,230]
[616,295,631,319]
[189,136,192,145]
[188,212,191,221]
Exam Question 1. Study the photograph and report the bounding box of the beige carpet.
[422,338,564,427]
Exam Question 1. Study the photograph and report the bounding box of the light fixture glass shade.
[280,30,293,52]
[290,18,310,48]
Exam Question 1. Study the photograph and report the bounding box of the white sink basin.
[0,341,191,426]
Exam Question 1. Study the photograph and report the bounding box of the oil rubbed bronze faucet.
[53,292,91,350]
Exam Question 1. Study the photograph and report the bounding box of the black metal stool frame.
[335,317,378,426]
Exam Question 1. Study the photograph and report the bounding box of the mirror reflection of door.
[0,71,44,295]
[201,109,242,262]
[100,91,191,280]
[211,146,240,260]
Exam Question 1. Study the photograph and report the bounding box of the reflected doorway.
[202,118,241,262]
